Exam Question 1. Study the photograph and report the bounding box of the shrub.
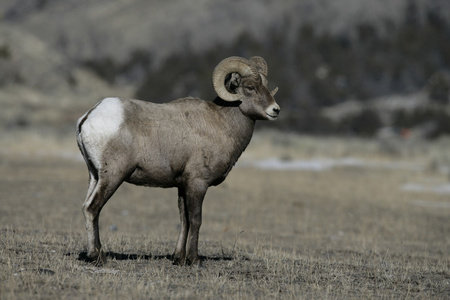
[427,71,450,104]
[338,109,382,137]
[0,44,11,60]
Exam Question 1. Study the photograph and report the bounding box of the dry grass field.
[1,130,449,299]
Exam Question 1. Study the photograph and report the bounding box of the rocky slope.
[0,0,448,133]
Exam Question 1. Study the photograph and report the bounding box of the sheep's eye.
[245,86,255,91]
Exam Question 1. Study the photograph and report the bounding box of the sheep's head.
[212,56,280,121]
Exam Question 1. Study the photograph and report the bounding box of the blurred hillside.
[1,0,450,138]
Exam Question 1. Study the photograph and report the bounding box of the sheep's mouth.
[266,113,278,120]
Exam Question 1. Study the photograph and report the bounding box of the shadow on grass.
[73,251,236,264]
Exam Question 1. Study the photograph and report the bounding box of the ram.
[76,56,280,265]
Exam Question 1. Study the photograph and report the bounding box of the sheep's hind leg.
[85,173,97,203]
[82,175,122,265]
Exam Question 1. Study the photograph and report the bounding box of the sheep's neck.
[212,98,255,157]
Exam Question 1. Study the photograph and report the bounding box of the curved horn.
[250,56,268,76]
[212,56,256,102]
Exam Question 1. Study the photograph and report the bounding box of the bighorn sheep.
[76,56,280,265]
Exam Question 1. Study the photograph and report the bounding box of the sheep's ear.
[271,87,279,96]
[225,73,241,93]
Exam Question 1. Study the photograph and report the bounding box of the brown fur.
[77,57,279,266]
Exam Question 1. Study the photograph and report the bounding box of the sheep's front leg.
[185,182,207,266]
[173,188,189,265]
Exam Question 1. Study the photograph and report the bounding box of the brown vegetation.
[0,132,448,299]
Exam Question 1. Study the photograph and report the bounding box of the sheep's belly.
[125,165,179,188]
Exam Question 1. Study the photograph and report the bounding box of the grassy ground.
[0,130,449,299]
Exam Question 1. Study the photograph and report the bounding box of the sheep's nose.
[271,104,280,115]
[266,103,280,120]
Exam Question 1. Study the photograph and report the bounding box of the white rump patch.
[84,97,124,137]
[79,97,124,168]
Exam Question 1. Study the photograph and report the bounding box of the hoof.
[92,250,106,266]
[172,253,203,267]
[79,249,106,266]
[186,256,203,267]
[172,255,186,266]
